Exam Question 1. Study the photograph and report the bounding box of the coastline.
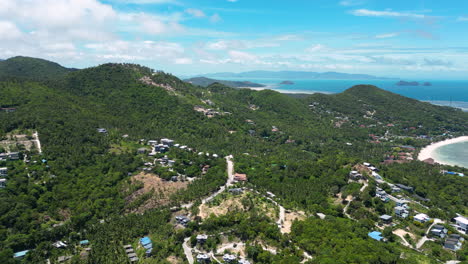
[418,136,468,166]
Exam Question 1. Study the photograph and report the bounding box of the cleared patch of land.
[126,172,188,214]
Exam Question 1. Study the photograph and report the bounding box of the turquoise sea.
[433,141,468,168]
[218,78,468,111]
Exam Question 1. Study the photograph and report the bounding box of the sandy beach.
[418,136,468,165]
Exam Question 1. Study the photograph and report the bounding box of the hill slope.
[0,56,74,80]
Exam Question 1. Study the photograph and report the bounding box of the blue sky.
[1,0,468,78]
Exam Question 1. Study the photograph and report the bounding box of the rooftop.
[454,216,468,225]
[368,231,383,241]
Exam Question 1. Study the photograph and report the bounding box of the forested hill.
[307,85,468,134]
[0,56,74,81]
[0,57,467,263]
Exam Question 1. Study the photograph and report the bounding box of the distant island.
[280,80,294,85]
[184,77,265,88]
[396,81,432,87]
[203,70,395,80]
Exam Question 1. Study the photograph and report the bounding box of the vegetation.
[0,57,467,263]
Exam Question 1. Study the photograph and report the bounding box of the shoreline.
[418,136,468,166]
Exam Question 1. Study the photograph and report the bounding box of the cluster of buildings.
[123,244,139,262]
[193,106,223,118]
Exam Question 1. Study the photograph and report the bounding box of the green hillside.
[0,56,73,81]
[0,58,467,263]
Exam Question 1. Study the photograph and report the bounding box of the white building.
[223,254,237,262]
[0,167,7,176]
[414,213,430,223]
[454,216,468,234]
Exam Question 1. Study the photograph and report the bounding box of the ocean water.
[433,141,468,168]
[218,78,468,111]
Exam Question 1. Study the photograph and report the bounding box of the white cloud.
[227,0,238,2]
[458,16,468,21]
[0,21,23,40]
[375,32,399,39]
[350,9,427,19]
[185,8,206,18]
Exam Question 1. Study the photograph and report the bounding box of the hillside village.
[2,127,467,263]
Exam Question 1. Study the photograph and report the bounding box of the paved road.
[33,131,42,154]
[183,237,194,264]
[416,219,444,249]
[182,155,234,209]
[182,155,235,263]
[202,155,234,204]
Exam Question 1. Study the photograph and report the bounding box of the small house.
[97,128,107,133]
[223,254,237,262]
[431,225,448,238]
[414,213,430,223]
[444,234,464,251]
[147,140,158,146]
[234,173,247,182]
[349,170,362,180]
[79,240,89,246]
[176,215,190,226]
[239,259,252,264]
[228,188,243,195]
[196,234,208,244]
[8,152,19,160]
[196,253,210,263]
[53,241,68,248]
[395,184,414,193]
[395,199,408,208]
[171,176,178,182]
[380,215,393,224]
[168,160,176,167]
[0,178,6,188]
[395,206,409,218]
[161,138,174,147]
[0,167,7,176]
